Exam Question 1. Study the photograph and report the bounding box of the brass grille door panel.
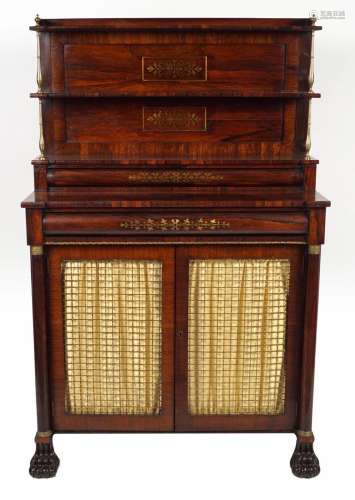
[188,259,289,416]
[175,245,304,432]
[48,246,174,432]
[63,260,162,416]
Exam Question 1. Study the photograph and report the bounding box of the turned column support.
[291,240,322,478]
[298,243,321,430]
[29,239,59,477]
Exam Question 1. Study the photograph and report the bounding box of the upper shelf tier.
[34,25,317,95]
[31,91,321,99]
[30,18,322,33]
[35,97,314,161]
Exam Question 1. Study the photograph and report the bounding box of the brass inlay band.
[37,430,53,438]
[143,107,207,132]
[128,171,223,183]
[31,246,43,256]
[142,56,207,81]
[308,244,321,255]
[120,218,230,231]
[297,430,314,438]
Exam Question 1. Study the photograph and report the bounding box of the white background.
[0,0,354,498]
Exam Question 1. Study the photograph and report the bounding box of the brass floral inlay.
[120,218,230,231]
[143,107,206,132]
[143,58,206,80]
[128,171,223,183]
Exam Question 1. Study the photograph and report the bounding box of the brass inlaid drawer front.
[63,43,289,94]
[120,218,230,231]
[142,56,207,81]
[143,106,207,132]
[44,212,308,236]
[127,171,223,184]
[47,167,303,188]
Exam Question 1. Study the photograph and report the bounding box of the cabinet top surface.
[31,17,321,32]
[21,190,330,209]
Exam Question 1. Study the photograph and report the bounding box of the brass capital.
[297,430,314,438]
[37,430,52,438]
[31,245,43,256]
[308,244,321,255]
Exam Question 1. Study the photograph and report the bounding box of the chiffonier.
[22,16,330,479]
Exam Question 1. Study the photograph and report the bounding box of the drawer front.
[65,99,282,142]
[64,43,285,93]
[43,212,308,236]
[45,30,310,95]
[47,168,304,188]
[44,98,299,159]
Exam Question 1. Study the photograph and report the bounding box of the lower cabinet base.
[29,430,320,479]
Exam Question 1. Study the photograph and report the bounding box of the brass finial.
[35,14,40,25]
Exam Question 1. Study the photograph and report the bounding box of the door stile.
[174,247,190,429]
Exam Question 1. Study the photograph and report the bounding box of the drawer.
[47,168,304,188]
[64,98,283,141]
[44,97,299,159]
[64,43,285,93]
[44,29,312,95]
[43,212,308,236]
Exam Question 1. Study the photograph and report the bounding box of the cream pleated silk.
[63,260,162,415]
[188,259,290,416]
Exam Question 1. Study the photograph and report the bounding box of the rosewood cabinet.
[22,17,330,479]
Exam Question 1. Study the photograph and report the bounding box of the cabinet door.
[175,245,305,431]
[48,245,174,431]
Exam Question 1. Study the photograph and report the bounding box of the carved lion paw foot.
[290,441,320,478]
[29,442,60,478]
